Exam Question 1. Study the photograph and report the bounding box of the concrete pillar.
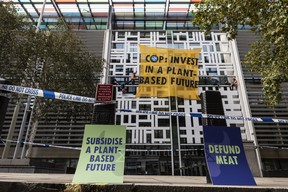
[243,141,261,177]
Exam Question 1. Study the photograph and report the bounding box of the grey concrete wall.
[243,141,261,177]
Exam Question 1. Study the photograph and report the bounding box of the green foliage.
[193,0,288,106]
[0,3,25,83]
[0,2,103,119]
[0,2,25,30]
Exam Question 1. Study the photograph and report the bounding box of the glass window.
[190,42,200,48]
[205,34,212,41]
[131,32,137,36]
[180,130,186,134]
[198,117,202,126]
[113,43,124,49]
[139,115,147,119]
[158,119,170,127]
[217,34,228,41]
[132,101,137,108]
[166,130,170,138]
[204,56,209,63]
[206,67,217,75]
[118,32,125,38]
[126,130,132,143]
[222,53,231,63]
[111,59,121,63]
[140,32,150,38]
[215,43,220,52]
[174,43,184,49]
[180,138,187,144]
[179,34,187,40]
[139,122,151,127]
[179,116,186,127]
[147,134,151,143]
[115,65,123,72]
[177,98,184,105]
[203,45,208,52]
[130,43,138,52]
[139,104,151,110]
[154,130,163,138]
[131,115,136,123]
[116,115,121,125]
[209,45,214,52]
[124,115,129,123]
[190,117,194,127]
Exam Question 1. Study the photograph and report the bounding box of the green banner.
[73,124,126,184]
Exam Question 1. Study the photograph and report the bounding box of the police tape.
[119,109,288,124]
[0,139,180,152]
[2,84,288,124]
[0,84,95,104]
[1,139,81,150]
[1,139,287,153]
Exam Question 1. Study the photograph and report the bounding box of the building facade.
[0,0,287,177]
[109,30,253,175]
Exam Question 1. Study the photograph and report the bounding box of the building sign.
[73,125,126,184]
[203,126,256,186]
[96,84,113,102]
[135,45,201,100]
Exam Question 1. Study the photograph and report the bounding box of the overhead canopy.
[11,0,201,30]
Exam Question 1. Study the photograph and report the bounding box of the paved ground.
[0,173,288,189]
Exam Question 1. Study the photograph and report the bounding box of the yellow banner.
[135,45,201,100]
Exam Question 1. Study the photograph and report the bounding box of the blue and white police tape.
[1,139,81,150]
[0,84,95,104]
[119,109,288,124]
[2,84,288,124]
[1,139,287,152]
[0,139,172,152]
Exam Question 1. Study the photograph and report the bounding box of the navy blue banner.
[203,126,256,186]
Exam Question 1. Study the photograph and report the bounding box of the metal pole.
[13,96,31,159]
[20,106,34,159]
[35,0,47,33]
[13,0,47,159]
[2,101,20,158]
[175,97,182,176]
[168,97,174,176]
[201,91,211,183]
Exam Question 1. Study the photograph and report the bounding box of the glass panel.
[14,1,208,30]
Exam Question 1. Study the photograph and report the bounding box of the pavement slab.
[0,173,288,192]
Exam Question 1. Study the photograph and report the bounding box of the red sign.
[96,84,113,102]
